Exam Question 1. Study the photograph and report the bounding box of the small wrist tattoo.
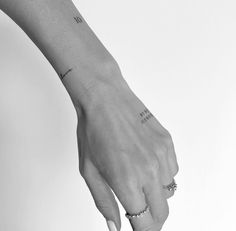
[74,16,83,23]
[59,68,73,80]
[139,108,154,124]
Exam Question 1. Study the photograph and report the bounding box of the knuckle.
[161,130,173,147]
[156,144,168,159]
[145,157,160,180]
[122,173,139,190]
[153,131,174,158]
[169,156,179,176]
[108,168,138,194]
[173,163,179,176]
[165,135,173,147]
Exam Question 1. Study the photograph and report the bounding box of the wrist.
[79,77,132,111]
[75,79,135,120]
[63,60,133,116]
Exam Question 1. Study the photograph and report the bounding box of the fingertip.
[106,220,119,231]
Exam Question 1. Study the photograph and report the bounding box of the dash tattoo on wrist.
[139,108,154,124]
[74,16,83,23]
[59,68,73,80]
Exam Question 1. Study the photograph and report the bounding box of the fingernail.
[106,220,117,231]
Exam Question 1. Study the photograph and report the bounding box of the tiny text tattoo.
[74,16,83,23]
[139,108,154,124]
[59,68,73,80]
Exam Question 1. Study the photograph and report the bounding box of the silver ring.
[125,205,150,219]
[163,179,177,192]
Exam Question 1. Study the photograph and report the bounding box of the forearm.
[0,0,128,111]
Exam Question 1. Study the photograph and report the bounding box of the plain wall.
[0,0,235,230]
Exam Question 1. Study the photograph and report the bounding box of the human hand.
[75,80,179,231]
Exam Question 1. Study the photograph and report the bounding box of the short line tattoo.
[59,68,73,80]
[139,108,154,124]
[74,16,83,23]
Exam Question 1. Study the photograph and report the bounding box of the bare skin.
[75,80,178,230]
[0,0,179,230]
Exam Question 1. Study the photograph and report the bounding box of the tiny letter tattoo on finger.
[139,108,154,124]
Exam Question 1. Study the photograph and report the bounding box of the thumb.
[81,159,121,231]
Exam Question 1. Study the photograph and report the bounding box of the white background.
[0,0,236,230]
